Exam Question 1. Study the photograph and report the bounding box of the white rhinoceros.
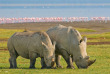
[41,25,96,69]
[7,31,56,69]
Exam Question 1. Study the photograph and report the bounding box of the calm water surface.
[0,8,110,18]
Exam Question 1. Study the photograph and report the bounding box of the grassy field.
[0,28,110,74]
[0,29,24,40]
[76,28,96,32]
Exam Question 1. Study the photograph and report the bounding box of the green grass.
[0,29,24,40]
[76,28,96,32]
[0,29,24,50]
[84,32,110,39]
[0,41,7,49]
[82,32,110,42]
[86,38,110,42]
[75,28,110,42]
[0,45,110,74]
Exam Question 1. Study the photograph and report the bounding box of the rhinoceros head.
[75,36,96,69]
[42,41,56,68]
[75,56,96,69]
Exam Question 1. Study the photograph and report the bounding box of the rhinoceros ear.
[80,36,87,43]
[83,36,87,42]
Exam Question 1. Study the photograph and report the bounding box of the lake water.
[0,8,110,18]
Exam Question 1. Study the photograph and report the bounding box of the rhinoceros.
[41,25,96,69]
[7,31,56,69]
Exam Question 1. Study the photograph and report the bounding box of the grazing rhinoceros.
[7,31,56,69]
[41,25,96,69]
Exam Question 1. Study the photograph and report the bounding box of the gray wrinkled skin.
[41,25,96,69]
[8,31,56,69]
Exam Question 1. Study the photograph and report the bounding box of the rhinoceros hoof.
[57,65,63,68]
[67,66,75,69]
[51,67,57,69]
[29,67,36,69]
[41,67,47,69]
[9,67,18,69]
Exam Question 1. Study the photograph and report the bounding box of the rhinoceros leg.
[9,58,13,68]
[60,49,75,69]
[9,49,18,68]
[41,57,47,69]
[29,52,37,69]
[9,56,17,68]
[67,56,75,69]
[55,55,63,68]
[29,59,36,69]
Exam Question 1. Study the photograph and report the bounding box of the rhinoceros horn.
[88,59,96,66]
